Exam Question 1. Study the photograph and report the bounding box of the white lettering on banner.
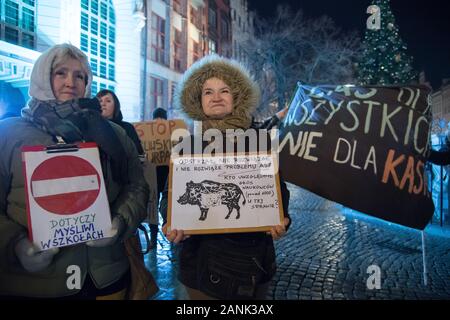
[278,131,322,162]
[283,86,431,157]
[32,175,99,197]
[333,138,378,175]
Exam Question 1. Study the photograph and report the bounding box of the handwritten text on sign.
[169,154,284,234]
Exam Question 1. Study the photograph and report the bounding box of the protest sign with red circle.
[30,155,100,215]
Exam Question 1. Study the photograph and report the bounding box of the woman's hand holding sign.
[162,224,190,244]
[268,217,290,241]
[15,236,59,273]
[86,216,124,247]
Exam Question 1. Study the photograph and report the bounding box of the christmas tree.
[357,0,417,85]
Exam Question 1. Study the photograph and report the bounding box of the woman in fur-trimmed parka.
[161,55,291,300]
[0,44,148,299]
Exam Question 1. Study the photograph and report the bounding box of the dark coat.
[429,149,450,166]
[159,129,290,299]
[252,115,281,130]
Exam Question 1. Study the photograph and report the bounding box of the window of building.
[79,0,115,88]
[90,38,98,55]
[91,0,98,15]
[173,0,182,14]
[109,26,115,43]
[80,33,89,52]
[151,13,166,65]
[4,26,18,44]
[90,58,98,76]
[108,64,115,81]
[100,61,106,78]
[81,0,89,10]
[100,41,107,59]
[192,40,200,62]
[21,7,34,32]
[21,33,33,48]
[91,17,98,35]
[220,17,228,38]
[91,81,98,95]
[208,38,216,54]
[108,45,115,62]
[100,1,107,20]
[173,28,182,72]
[109,5,116,24]
[100,22,107,39]
[150,77,164,109]
[99,82,106,90]
[2,1,37,48]
[108,85,115,91]
[81,12,89,31]
[208,3,217,29]
[190,6,201,29]
[5,0,19,26]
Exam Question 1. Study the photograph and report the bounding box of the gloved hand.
[15,237,59,273]
[86,216,125,247]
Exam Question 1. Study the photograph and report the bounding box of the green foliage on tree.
[357,0,417,85]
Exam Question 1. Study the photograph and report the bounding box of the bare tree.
[240,5,362,118]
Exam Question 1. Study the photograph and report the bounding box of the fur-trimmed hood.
[173,55,260,131]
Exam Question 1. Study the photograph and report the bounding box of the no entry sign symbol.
[30,155,101,215]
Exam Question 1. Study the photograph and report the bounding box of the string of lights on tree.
[357,0,417,85]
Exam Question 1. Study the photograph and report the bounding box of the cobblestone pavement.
[142,184,450,300]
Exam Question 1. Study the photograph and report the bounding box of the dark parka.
[160,55,291,299]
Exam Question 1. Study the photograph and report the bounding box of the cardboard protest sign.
[168,153,284,234]
[279,84,434,230]
[22,143,113,250]
[134,119,187,165]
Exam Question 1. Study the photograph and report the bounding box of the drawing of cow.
[177,180,246,221]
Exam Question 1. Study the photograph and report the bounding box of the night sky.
[248,0,450,89]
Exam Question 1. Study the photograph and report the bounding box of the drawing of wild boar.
[177,180,246,221]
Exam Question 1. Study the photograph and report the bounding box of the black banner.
[279,84,434,229]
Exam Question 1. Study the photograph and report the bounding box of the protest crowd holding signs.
[21,86,436,249]
[278,84,434,230]
[139,85,436,234]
